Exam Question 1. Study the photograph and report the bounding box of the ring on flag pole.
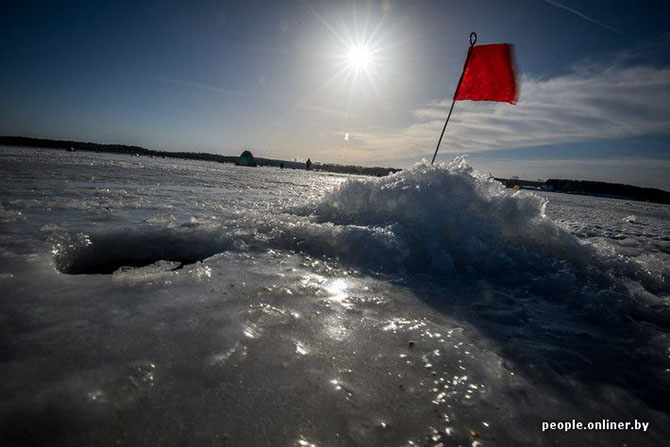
[469,32,477,46]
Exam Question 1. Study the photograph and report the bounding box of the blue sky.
[1,0,669,189]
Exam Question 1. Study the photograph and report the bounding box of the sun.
[346,45,372,71]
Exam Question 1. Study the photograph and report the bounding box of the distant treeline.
[496,176,670,204]
[544,179,670,204]
[0,136,401,177]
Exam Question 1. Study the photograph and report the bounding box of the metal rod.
[430,32,477,165]
[430,98,457,164]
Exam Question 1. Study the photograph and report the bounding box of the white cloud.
[327,63,670,163]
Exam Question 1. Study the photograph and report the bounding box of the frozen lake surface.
[1,146,669,446]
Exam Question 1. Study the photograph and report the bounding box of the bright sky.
[2,0,669,189]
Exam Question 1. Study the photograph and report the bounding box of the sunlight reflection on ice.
[325,278,353,309]
[243,323,261,339]
[295,340,309,355]
[296,437,318,447]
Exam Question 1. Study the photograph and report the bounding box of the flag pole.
[431,32,477,165]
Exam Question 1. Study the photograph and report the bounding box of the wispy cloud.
[544,0,621,34]
[297,104,356,117]
[144,75,244,96]
[325,62,670,163]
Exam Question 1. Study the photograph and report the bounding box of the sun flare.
[346,45,372,71]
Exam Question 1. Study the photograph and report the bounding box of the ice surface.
[0,146,669,446]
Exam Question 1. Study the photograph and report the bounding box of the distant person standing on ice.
[306,158,312,171]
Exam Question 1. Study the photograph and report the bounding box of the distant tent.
[236,150,257,167]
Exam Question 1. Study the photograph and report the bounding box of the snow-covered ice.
[0,146,668,446]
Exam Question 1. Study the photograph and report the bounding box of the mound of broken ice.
[307,157,587,276]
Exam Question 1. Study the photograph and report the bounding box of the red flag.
[454,43,518,104]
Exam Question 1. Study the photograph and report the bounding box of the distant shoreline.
[1,135,669,204]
